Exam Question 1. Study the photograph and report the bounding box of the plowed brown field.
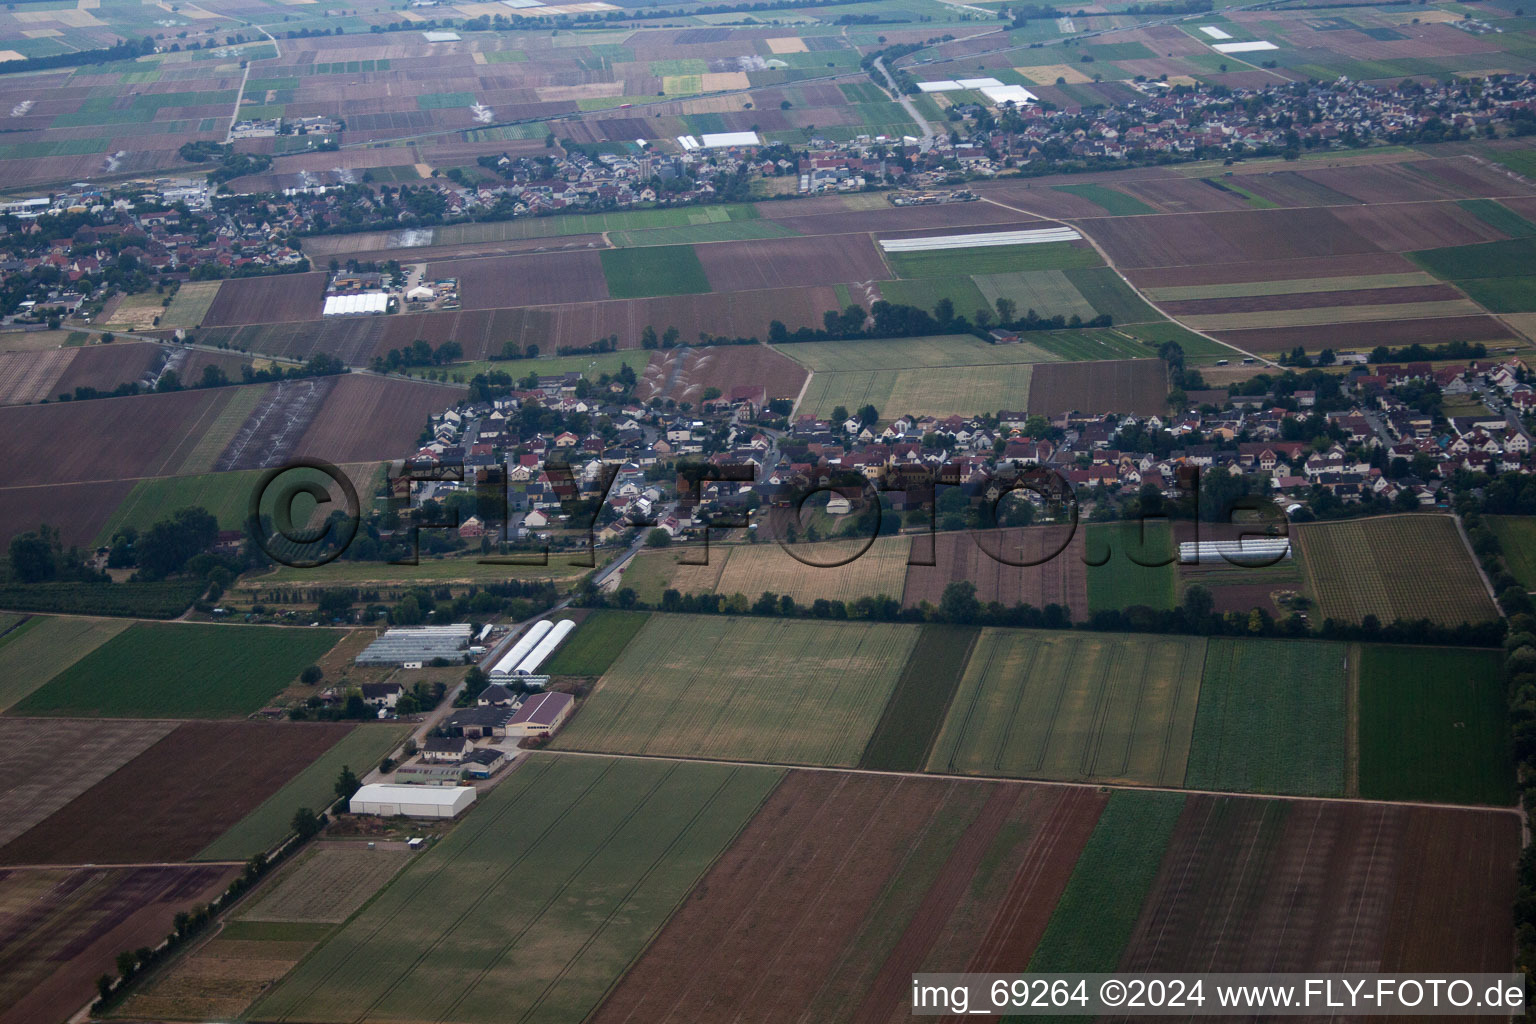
[903,525,1089,614]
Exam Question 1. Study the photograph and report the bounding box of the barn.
[349,783,476,819]
[506,691,574,737]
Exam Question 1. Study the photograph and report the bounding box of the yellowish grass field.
[1019,63,1094,84]
[713,535,912,604]
[766,37,809,53]
[1181,299,1484,332]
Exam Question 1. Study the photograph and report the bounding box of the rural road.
[873,58,935,153]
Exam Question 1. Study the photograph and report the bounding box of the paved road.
[874,58,935,153]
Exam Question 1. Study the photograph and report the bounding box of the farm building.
[489,620,554,678]
[506,690,574,737]
[422,736,473,762]
[356,624,472,666]
[349,783,475,819]
[392,764,463,786]
[1179,538,1292,565]
[513,619,575,675]
[321,292,389,317]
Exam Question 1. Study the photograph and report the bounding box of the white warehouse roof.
[322,291,389,316]
[350,784,476,818]
[879,227,1080,253]
[700,131,760,148]
[980,84,1037,106]
[917,80,962,92]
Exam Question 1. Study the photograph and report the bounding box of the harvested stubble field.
[928,630,1207,787]
[903,525,1089,615]
[554,615,914,766]
[710,535,913,605]
[1183,637,1349,797]
[1293,514,1498,627]
[1027,358,1167,417]
[0,721,353,865]
[776,334,1060,372]
[197,724,410,862]
[799,361,1038,420]
[112,929,327,1024]
[13,622,345,719]
[1358,645,1513,806]
[0,718,176,849]
[0,863,238,1024]
[1117,795,1517,974]
[0,613,131,709]
[252,754,782,1024]
[241,842,414,924]
[53,341,164,396]
[0,348,74,404]
[201,272,328,327]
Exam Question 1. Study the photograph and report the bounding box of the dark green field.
[1410,236,1536,281]
[599,245,712,298]
[1458,199,1536,238]
[1063,266,1159,324]
[1028,789,1184,973]
[1183,638,1347,796]
[1487,516,1536,591]
[1357,645,1514,806]
[858,624,978,771]
[1052,183,1156,216]
[1455,275,1536,313]
[12,623,344,718]
[1085,521,1178,612]
[540,610,651,677]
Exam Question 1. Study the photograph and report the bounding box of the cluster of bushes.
[370,339,462,373]
[0,580,204,618]
[0,36,154,75]
[57,351,342,403]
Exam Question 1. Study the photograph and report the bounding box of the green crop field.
[1412,236,1536,281]
[1115,320,1235,362]
[0,615,132,710]
[554,615,915,766]
[159,281,223,329]
[1063,267,1159,324]
[540,610,650,676]
[599,244,712,298]
[1051,183,1157,216]
[887,242,1102,278]
[609,219,797,247]
[1183,638,1348,796]
[1085,521,1178,612]
[1028,789,1184,972]
[94,470,262,544]
[197,724,410,861]
[876,275,988,315]
[973,269,1097,323]
[1487,516,1536,590]
[776,334,1060,372]
[798,362,1038,420]
[251,754,782,1024]
[1028,330,1157,360]
[927,630,1207,786]
[1458,199,1536,238]
[1294,515,1498,627]
[12,623,344,718]
[1455,275,1536,313]
[1357,645,1514,806]
[859,624,979,772]
[175,383,271,476]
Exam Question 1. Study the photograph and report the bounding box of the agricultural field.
[1357,645,1514,806]
[927,629,1207,787]
[599,244,711,298]
[1027,358,1168,416]
[0,614,132,709]
[202,274,328,328]
[1183,638,1349,797]
[0,721,353,865]
[251,754,782,1024]
[197,724,411,862]
[1293,515,1498,627]
[241,842,415,925]
[11,622,345,718]
[554,615,915,766]
[1085,521,1178,612]
[159,281,225,329]
[904,524,1089,615]
[93,468,265,542]
[1487,516,1536,591]
[634,343,806,405]
[859,624,979,772]
[0,864,238,1024]
[710,535,913,605]
[539,610,650,676]
[0,718,177,850]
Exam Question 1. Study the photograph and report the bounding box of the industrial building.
[349,783,476,819]
[355,624,473,666]
[488,619,553,678]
